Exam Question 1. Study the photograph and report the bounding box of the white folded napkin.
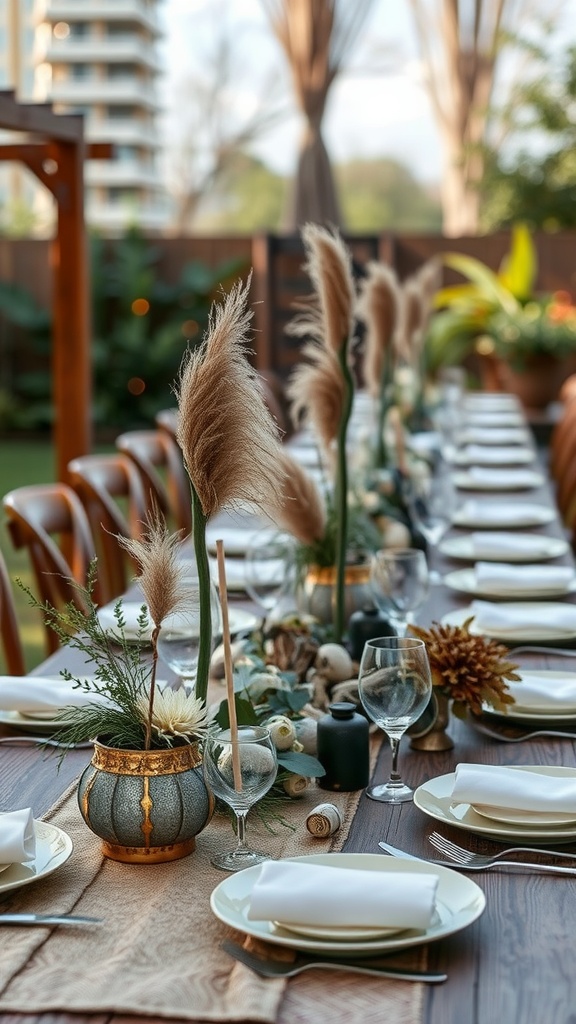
[509,671,576,710]
[457,501,548,527]
[475,562,574,594]
[210,556,284,591]
[97,602,151,640]
[0,808,35,864]
[0,675,108,714]
[461,428,529,446]
[471,532,553,559]
[284,445,321,467]
[471,599,576,637]
[462,445,533,465]
[466,467,541,486]
[247,860,438,930]
[452,763,576,813]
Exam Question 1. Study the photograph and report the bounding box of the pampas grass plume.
[271,449,327,546]
[357,262,401,397]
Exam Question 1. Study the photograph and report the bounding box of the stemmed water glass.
[370,548,430,637]
[157,559,222,688]
[243,533,297,622]
[358,637,432,803]
[404,464,456,549]
[203,725,278,871]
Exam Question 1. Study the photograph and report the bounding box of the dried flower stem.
[146,624,161,750]
[216,539,242,792]
[335,347,354,642]
[191,483,211,706]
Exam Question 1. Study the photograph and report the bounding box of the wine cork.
[305,803,342,838]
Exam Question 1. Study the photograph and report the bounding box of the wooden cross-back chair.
[0,546,25,675]
[2,483,98,655]
[115,429,192,536]
[68,453,153,603]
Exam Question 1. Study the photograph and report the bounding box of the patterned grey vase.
[78,739,214,863]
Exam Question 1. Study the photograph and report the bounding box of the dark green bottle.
[317,702,370,792]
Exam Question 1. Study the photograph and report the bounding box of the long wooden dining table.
[1,430,576,1024]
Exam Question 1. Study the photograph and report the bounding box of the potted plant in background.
[425,222,576,407]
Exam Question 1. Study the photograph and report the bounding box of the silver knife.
[0,913,103,926]
[378,842,426,861]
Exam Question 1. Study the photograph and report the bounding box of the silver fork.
[428,832,576,868]
[379,839,576,875]
[221,939,447,983]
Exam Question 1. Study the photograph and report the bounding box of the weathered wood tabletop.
[2,449,576,1024]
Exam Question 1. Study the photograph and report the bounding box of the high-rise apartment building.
[1,0,168,232]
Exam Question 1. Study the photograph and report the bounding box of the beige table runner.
[0,744,424,1024]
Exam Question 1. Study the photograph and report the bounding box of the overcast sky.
[158,0,576,186]
[159,0,441,183]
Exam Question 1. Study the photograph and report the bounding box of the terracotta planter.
[78,740,214,863]
[478,352,574,409]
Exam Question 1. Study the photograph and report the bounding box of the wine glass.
[243,532,297,622]
[203,725,278,871]
[157,560,222,687]
[358,637,432,803]
[403,462,457,552]
[370,548,430,637]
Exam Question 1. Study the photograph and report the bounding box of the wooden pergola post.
[0,91,110,482]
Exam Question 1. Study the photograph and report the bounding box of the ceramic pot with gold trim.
[297,563,373,627]
[77,740,214,863]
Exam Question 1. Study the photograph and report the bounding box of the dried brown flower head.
[400,277,427,360]
[357,262,401,397]
[287,343,345,451]
[117,516,188,629]
[298,223,355,355]
[271,449,327,546]
[410,619,521,716]
[175,278,285,519]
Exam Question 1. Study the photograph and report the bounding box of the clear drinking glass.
[358,637,432,803]
[203,725,278,871]
[244,532,297,621]
[370,548,430,637]
[403,463,457,549]
[157,559,222,686]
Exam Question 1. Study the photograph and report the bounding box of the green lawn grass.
[0,437,114,673]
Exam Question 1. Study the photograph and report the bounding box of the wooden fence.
[2,229,576,385]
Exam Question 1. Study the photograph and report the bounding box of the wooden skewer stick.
[215,539,242,792]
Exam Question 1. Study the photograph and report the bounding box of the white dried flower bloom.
[282,775,310,798]
[135,687,209,742]
[266,715,297,751]
[246,672,284,702]
[291,739,304,753]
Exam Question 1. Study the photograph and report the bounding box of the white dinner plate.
[98,601,256,638]
[463,412,525,427]
[471,804,576,828]
[441,602,576,643]
[0,820,73,896]
[284,446,322,467]
[0,863,11,875]
[452,470,544,491]
[210,557,284,593]
[462,393,521,410]
[205,526,276,557]
[451,503,555,529]
[439,535,568,562]
[0,709,76,733]
[452,448,534,468]
[483,670,576,721]
[443,568,576,600]
[414,768,576,842]
[459,430,530,447]
[210,852,485,957]
[272,921,401,942]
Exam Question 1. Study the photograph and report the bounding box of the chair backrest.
[68,453,151,602]
[0,547,25,675]
[2,483,97,655]
[116,429,192,535]
[551,400,576,481]
[155,408,178,441]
